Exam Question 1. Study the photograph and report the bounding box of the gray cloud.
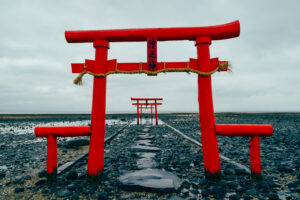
[0,0,299,113]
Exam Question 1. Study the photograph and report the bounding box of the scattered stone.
[202,188,210,198]
[98,192,108,200]
[267,192,279,200]
[245,188,257,196]
[226,181,238,190]
[229,194,240,200]
[208,185,225,194]
[15,187,24,193]
[66,171,78,180]
[258,180,269,189]
[0,172,5,179]
[35,179,46,186]
[72,193,79,200]
[38,170,47,178]
[235,168,248,175]
[190,188,199,194]
[286,180,299,188]
[118,168,182,193]
[56,188,72,198]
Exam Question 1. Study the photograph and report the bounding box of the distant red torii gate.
[131,98,162,125]
[34,20,273,179]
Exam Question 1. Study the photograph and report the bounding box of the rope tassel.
[73,71,87,85]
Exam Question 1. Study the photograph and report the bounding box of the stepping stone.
[136,140,152,146]
[118,168,182,193]
[137,158,158,169]
[131,145,160,152]
[135,152,156,159]
[137,135,154,140]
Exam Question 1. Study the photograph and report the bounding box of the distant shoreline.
[0,112,300,120]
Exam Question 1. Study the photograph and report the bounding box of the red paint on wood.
[65,21,240,43]
[88,40,109,176]
[155,100,158,125]
[215,124,273,137]
[47,135,57,175]
[250,136,261,174]
[35,126,91,137]
[132,103,162,106]
[131,98,163,101]
[196,37,221,175]
[137,101,139,125]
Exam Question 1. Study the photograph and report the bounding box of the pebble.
[55,188,72,198]
[35,179,46,186]
[66,171,78,180]
[98,192,108,200]
[14,187,24,193]
[229,194,240,200]
[267,192,279,200]
[38,170,46,178]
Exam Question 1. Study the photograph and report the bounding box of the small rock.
[201,189,209,197]
[35,179,46,186]
[98,192,108,200]
[226,181,238,190]
[287,180,299,188]
[267,192,279,200]
[208,185,225,194]
[24,175,31,180]
[190,189,199,194]
[229,194,240,200]
[56,188,72,198]
[245,188,257,196]
[235,168,248,175]
[15,187,24,193]
[258,180,269,189]
[42,189,48,194]
[72,193,79,200]
[67,183,76,190]
[66,171,78,180]
[38,170,46,178]
[0,172,5,179]
[236,187,247,193]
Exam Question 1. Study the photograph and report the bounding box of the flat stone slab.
[118,169,182,193]
[136,139,152,146]
[135,152,156,158]
[131,145,161,152]
[137,158,158,169]
[137,134,154,140]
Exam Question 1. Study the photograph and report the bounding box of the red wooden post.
[47,135,57,176]
[155,100,158,125]
[88,40,109,176]
[137,101,140,125]
[196,37,221,178]
[250,136,261,176]
[140,106,143,124]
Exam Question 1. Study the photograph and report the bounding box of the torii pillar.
[196,37,221,178]
[87,40,109,176]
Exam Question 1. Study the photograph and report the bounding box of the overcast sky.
[0,0,299,113]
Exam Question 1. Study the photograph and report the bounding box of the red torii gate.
[34,20,273,179]
[131,98,162,125]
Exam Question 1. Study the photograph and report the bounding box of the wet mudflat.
[0,113,299,199]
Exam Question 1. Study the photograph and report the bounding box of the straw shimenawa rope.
[73,62,230,85]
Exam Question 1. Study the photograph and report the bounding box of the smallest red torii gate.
[131,98,163,125]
